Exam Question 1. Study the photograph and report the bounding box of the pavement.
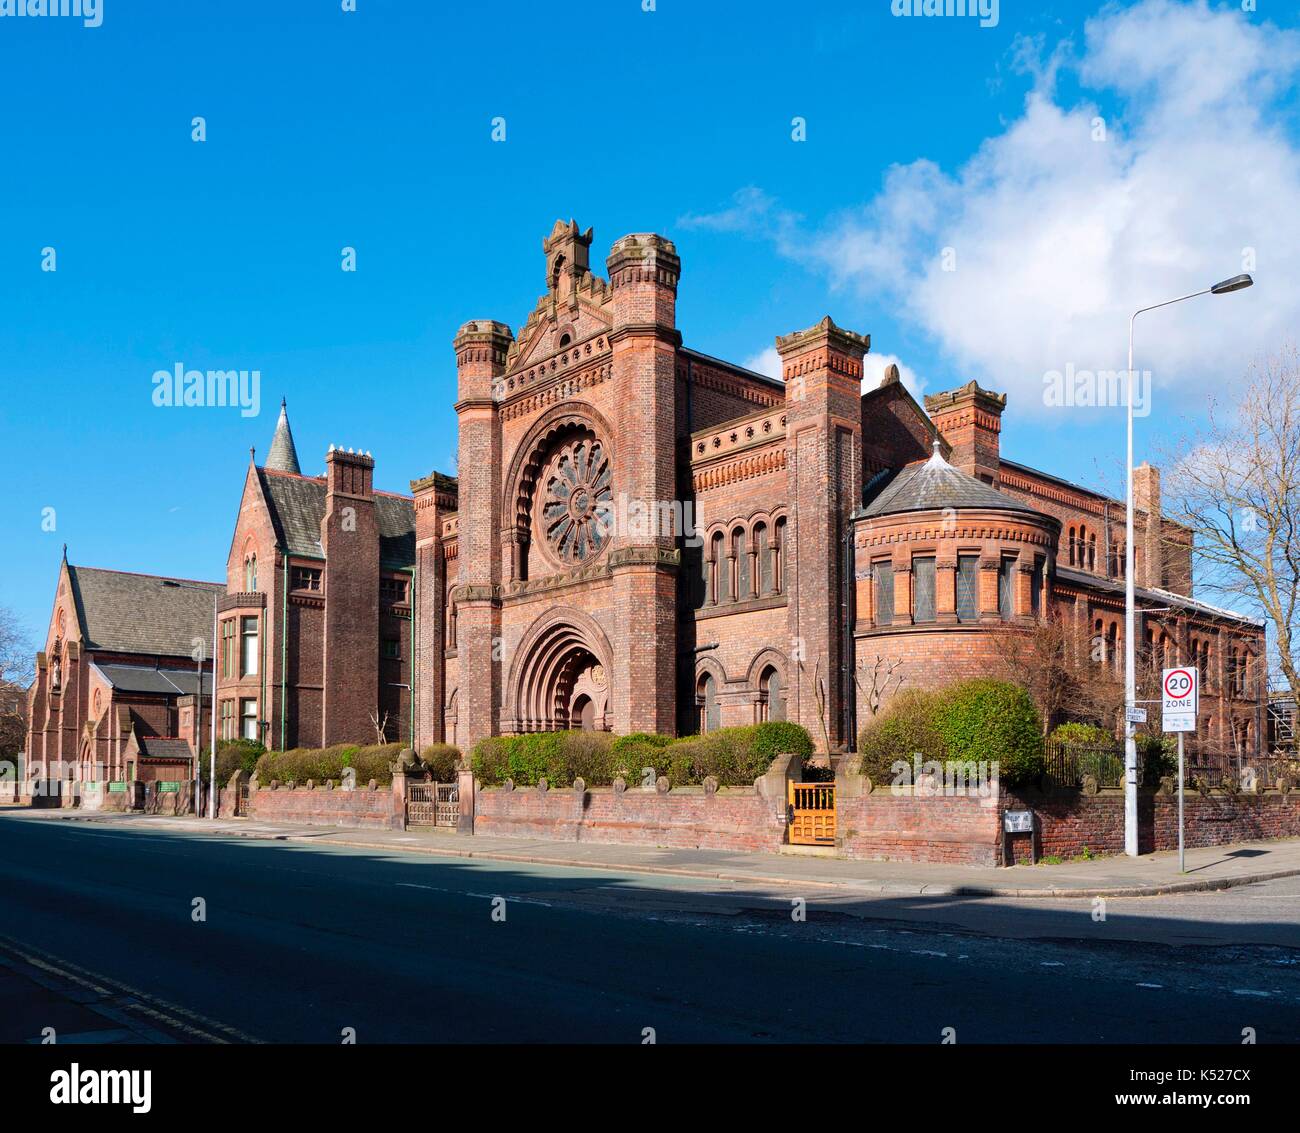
[9,804,1300,897]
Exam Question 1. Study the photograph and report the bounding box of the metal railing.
[1043,742,1127,789]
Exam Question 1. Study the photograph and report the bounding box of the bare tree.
[1162,345,1300,706]
[853,654,906,719]
[0,605,35,690]
[368,707,390,746]
[0,606,34,760]
[991,613,1167,735]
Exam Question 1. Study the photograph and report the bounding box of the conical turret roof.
[862,441,1037,518]
[265,398,301,474]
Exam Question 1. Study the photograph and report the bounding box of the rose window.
[540,437,613,564]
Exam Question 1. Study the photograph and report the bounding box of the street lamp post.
[1123,273,1253,857]
[163,580,220,819]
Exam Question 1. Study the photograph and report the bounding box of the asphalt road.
[2,813,1297,1043]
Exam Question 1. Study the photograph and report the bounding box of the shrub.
[553,730,615,785]
[1049,722,1114,745]
[1135,732,1178,785]
[252,742,405,787]
[471,736,512,786]
[349,743,406,784]
[664,741,699,787]
[215,738,264,782]
[610,740,666,785]
[751,720,814,767]
[932,680,1045,788]
[420,743,462,781]
[856,689,945,783]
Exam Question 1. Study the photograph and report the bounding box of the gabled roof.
[861,445,1040,518]
[136,736,194,761]
[67,566,222,658]
[256,469,415,569]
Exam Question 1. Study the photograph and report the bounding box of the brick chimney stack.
[1133,462,1163,589]
[924,380,1006,486]
[321,446,379,745]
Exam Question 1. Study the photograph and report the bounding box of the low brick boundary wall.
[837,790,1002,866]
[1002,787,1300,863]
[241,782,404,830]
[474,783,786,852]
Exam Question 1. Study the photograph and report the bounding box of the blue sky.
[2,0,1297,647]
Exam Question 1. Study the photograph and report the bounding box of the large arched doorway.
[510,615,611,733]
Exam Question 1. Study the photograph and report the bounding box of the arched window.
[761,666,784,723]
[710,532,725,605]
[774,516,787,593]
[1087,534,1097,572]
[754,523,771,596]
[733,527,750,600]
[244,553,257,592]
[1068,527,1076,566]
[697,673,719,734]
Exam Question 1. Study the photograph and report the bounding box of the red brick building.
[24,551,220,787]
[204,221,1266,763]
[411,221,1265,759]
[215,400,417,751]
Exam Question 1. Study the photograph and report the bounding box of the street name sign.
[1003,810,1033,833]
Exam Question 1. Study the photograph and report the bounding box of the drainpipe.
[280,553,288,752]
[844,512,856,751]
[408,564,417,752]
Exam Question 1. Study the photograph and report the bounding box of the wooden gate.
[235,781,250,817]
[787,781,836,846]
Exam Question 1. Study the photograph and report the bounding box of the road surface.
[1,812,1297,1043]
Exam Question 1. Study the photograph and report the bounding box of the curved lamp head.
[1210,274,1254,294]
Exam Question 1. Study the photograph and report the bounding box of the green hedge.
[1049,722,1113,745]
[857,680,1045,788]
[253,743,406,787]
[858,690,945,783]
[420,743,462,781]
[214,738,265,782]
[470,721,814,788]
[933,680,1044,787]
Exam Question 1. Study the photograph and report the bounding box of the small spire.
[927,437,947,465]
[265,398,301,474]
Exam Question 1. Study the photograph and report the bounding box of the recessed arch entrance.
[506,609,613,733]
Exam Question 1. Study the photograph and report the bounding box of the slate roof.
[1053,567,1264,628]
[67,566,222,658]
[257,469,415,569]
[93,663,213,697]
[861,447,1039,518]
[136,737,194,761]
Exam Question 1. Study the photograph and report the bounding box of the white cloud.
[861,352,926,399]
[701,1,1300,420]
[743,346,782,378]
